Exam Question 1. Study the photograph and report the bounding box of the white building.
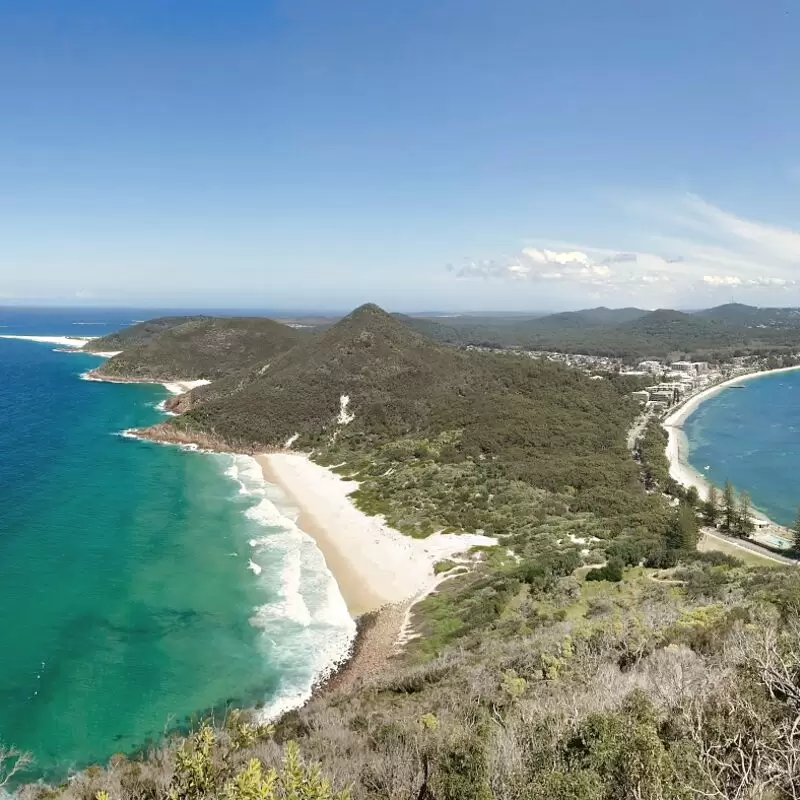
[638,360,662,373]
[670,361,695,374]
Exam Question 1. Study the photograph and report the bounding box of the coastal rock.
[164,392,194,414]
[133,423,237,452]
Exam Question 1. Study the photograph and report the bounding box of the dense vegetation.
[16,303,800,799]
[88,317,304,382]
[84,316,207,352]
[404,303,800,359]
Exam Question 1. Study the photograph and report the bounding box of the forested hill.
[144,304,644,521]
[86,316,305,382]
[403,303,800,358]
[84,316,208,352]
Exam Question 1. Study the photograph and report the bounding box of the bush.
[585,561,623,583]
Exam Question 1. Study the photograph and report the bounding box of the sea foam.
[222,454,356,720]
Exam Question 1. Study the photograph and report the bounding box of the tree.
[167,725,349,800]
[586,561,623,582]
[702,484,719,527]
[685,485,700,508]
[722,481,737,533]
[736,491,755,538]
[666,502,699,550]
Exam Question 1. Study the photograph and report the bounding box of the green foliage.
[703,485,720,526]
[585,561,624,583]
[407,303,800,359]
[430,729,492,800]
[666,503,699,551]
[737,491,755,537]
[94,316,303,382]
[636,422,671,491]
[722,481,737,533]
[165,726,349,800]
[500,668,527,701]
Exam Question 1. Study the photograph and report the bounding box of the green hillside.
[83,315,208,352]
[402,303,800,358]
[90,316,305,382]
[152,305,645,525]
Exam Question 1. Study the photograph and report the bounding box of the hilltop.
[404,302,800,358]
[144,304,643,521]
[87,315,304,382]
[83,315,207,351]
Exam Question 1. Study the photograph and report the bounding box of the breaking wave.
[222,455,356,720]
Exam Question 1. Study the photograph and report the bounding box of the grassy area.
[698,531,782,567]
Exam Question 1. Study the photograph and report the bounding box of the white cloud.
[521,248,592,267]
[703,275,742,287]
[452,193,800,303]
[455,247,677,290]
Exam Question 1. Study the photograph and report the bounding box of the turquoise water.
[684,370,800,526]
[0,312,353,783]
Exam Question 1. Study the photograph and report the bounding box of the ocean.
[0,308,354,783]
[684,369,800,526]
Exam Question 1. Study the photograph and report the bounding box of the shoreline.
[258,452,496,618]
[258,455,386,615]
[662,365,800,539]
[256,452,498,699]
[81,368,211,396]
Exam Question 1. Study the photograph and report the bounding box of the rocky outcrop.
[133,423,238,453]
[164,392,194,414]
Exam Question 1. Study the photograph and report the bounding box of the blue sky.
[1,0,799,311]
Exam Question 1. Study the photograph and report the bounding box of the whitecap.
[219,454,356,719]
[154,399,177,416]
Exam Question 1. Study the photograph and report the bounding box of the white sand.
[260,453,496,611]
[0,334,93,348]
[0,334,120,357]
[663,366,800,501]
[163,379,211,395]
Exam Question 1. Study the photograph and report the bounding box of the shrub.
[585,561,623,583]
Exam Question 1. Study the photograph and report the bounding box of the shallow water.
[0,309,353,782]
[684,369,800,526]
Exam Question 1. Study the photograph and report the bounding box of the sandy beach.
[663,365,800,535]
[258,452,496,617]
[81,370,211,396]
